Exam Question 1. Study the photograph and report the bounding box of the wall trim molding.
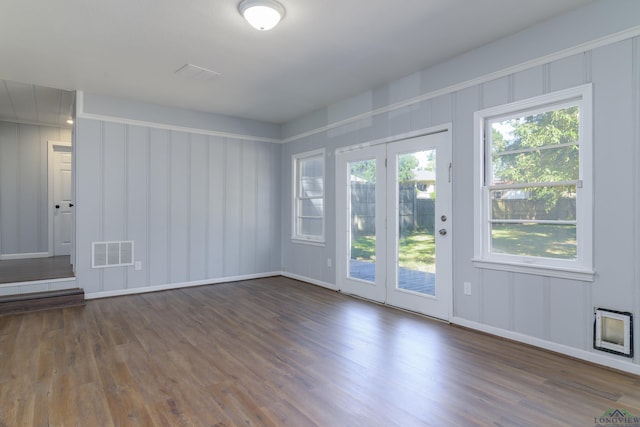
[84,271,281,300]
[451,316,640,376]
[75,91,281,144]
[0,277,76,289]
[0,252,50,261]
[282,25,640,144]
[281,271,338,291]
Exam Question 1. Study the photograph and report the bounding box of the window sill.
[291,238,325,247]
[472,258,595,282]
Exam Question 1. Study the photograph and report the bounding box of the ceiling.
[0,0,594,126]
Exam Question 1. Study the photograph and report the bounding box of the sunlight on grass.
[491,223,576,259]
[351,230,436,272]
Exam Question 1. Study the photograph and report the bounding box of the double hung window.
[292,149,325,243]
[474,85,593,279]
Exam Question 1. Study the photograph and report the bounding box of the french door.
[336,131,452,320]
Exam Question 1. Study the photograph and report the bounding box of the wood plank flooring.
[1,276,639,426]
[0,256,73,284]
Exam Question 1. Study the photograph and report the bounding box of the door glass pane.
[396,150,436,296]
[349,159,377,282]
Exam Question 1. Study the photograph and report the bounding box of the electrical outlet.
[135,261,142,270]
[464,281,471,295]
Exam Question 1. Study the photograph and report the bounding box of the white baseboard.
[84,271,281,300]
[451,317,640,376]
[0,252,50,261]
[281,271,338,291]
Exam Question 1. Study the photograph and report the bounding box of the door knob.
[441,215,447,222]
[55,205,60,209]
[439,229,447,236]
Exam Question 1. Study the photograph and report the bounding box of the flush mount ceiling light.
[238,0,285,31]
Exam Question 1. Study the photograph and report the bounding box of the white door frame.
[48,140,72,257]
[385,131,452,320]
[336,144,388,302]
[335,125,453,321]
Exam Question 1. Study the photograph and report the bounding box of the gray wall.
[75,97,282,296]
[0,122,71,255]
[281,0,640,370]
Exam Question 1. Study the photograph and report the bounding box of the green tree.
[492,106,579,215]
[398,154,418,182]
[350,155,418,183]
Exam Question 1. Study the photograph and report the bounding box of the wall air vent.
[92,241,134,268]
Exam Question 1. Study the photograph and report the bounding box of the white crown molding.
[75,91,281,144]
[282,25,640,144]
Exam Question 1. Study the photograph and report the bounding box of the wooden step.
[0,288,85,316]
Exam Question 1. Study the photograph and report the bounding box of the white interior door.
[336,131,452,320]
[53,144,73,256]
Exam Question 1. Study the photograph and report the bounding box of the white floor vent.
[92,241,134,268]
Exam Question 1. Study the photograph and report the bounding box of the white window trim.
[292,148,326,245]
[473,84,594,281]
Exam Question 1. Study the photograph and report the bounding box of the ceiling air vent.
[92,241,134,268]
[175,63,221,81]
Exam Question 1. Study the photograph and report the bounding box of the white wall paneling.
[75,118,281,296]
[281,5,640,372]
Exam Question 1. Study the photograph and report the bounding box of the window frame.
[473,84,594,281]
[292,148,326,245]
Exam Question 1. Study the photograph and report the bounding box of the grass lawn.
[491,223,576,259]
[351,224,576,271]
[351,230,435,272]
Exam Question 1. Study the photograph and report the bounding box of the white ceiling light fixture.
[238,0,285,31]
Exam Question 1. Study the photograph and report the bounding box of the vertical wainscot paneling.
[549,277,589,349]
[102,122,127,292]
[77,119,281,296]
[148,129,170,286]
[513,274,546,339]
[256,142,272,273]
[224,140,242,276]
[76,119,104,294]
[591,40,635,312]
[481,270,512,330]
[207,136,225,278]
[549,53,587,92]
[241,141,258,275]
[18,125,40,253]
[452,87,480,321]
[169,131,189,283]
[0,123,19,254]
[189,134,209,281]
[126,125,149,289]
[513,65,544,101]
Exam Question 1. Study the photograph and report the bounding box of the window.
[473,85,593,280]
[292,149,325,243]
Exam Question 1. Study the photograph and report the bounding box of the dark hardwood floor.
[1,276,638,426]
[0,256,74,284]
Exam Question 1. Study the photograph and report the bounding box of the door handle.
[439,229,447,236]
[55,205,60,209]
[69,203,74,207]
